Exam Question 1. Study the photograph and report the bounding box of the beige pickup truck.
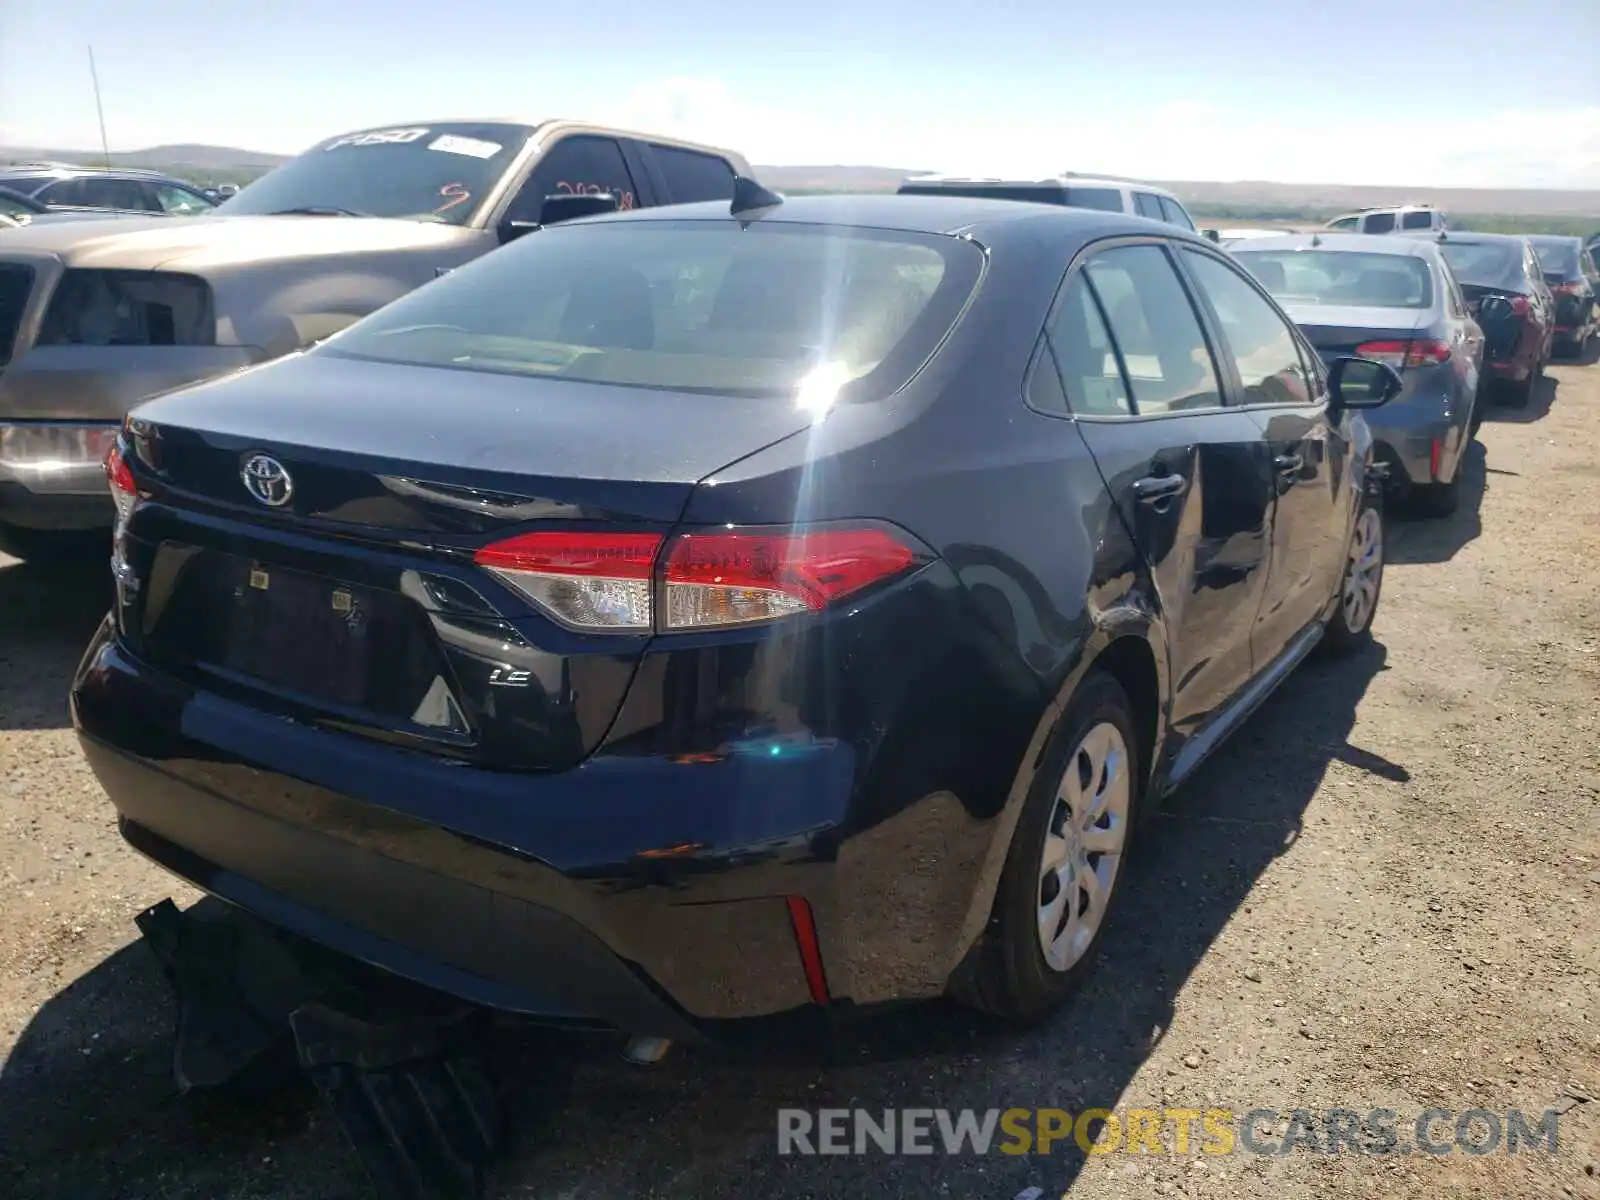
[0,119,750,560]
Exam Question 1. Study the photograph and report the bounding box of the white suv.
[1325,205,1448,234]
[896,174,1198,230]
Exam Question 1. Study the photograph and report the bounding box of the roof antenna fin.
[730,176,783,222]
[1310,232,1321,247]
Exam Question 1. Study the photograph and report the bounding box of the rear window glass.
[1362,212,1397,234]
[1530,240,1580,276]
[1230,250,1433,309]
[1063,187,1124,212]
[1400,210,1434,230]
[1437,241,1523,288]
[324,221,983,400]
[650,145,736,204]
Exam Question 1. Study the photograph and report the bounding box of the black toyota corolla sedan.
[73,193,1398,1039]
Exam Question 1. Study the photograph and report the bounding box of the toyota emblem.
[241,454,294,507]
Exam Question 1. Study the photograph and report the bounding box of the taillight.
[473,524,924,633]
[474,531,661,631]
[1355,338,1450,369]
[1552,281,1585,297]
[662,527,918,629]
[1509,295,1530,317]
[104,441,136,524]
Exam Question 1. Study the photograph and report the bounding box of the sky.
[1,0,1597,188]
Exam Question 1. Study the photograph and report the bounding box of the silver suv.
[0,120,751,560]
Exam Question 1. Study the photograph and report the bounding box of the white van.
[896,174,1198,230]
[1325,205,1448,234]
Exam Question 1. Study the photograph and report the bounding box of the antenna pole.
[87,44,111,167]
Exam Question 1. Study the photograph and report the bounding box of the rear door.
[641,142,737,204]
[1043,239,1274,746]
[1177,245,1350,664]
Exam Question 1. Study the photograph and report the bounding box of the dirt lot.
[1,362,1597,1200]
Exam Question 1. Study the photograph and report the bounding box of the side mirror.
[496,218,541,245]
[1327,355,1403,411]
[538,192,619,225]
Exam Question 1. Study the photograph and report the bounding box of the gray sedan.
[1229,233,1483,518]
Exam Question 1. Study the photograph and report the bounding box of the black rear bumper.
[87,736,706,1042]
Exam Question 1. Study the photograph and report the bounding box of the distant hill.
[4,144,1597,221]
[1,143,289,171]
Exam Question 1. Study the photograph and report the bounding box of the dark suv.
[75,195,1399,1040]
[0,164,217,216]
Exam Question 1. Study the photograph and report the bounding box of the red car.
[1427,232,1555,407]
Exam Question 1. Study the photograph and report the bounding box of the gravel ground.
[1,360,1597,1200]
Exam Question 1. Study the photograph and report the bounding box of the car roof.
[0,165,183,182]
[1432,231,1527,245]
[303,117,749,166]
[1526,233,1583,246]
[901,173,1181,198]
[569,192,1186,241]
[1228,231,1438,257]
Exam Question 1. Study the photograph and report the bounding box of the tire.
[1321,495,1384,656]
[1411,474,1459,519]
[964,671,1141,1023]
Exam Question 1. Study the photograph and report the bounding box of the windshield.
[1529,238,1580,276]
[219,122,536,224]
[1232,250,1433,308]
[322,221,983,400]
[1438,241,1523,289]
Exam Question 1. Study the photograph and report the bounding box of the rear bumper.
[1365,407,1465,488]
[0,480,113,531]
[72,608,1026,1035]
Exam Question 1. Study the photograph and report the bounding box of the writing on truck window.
[433,182,472,216]
[555,180,635,210]
[324,127,430,151]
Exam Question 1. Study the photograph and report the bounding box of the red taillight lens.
[1509,295,1530,316]
[662,527,918,629]
[473,524,923,632]
[474,531,662,631]
[105,442,136,523]
[1355,339,1449,369]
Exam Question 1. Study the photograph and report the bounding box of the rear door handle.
[1131,473,1187,503]
[1273,453,1304,475]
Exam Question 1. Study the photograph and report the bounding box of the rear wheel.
[1321,497,1383,655]
[1411,474,1459,519]
[965,672,1139,1022]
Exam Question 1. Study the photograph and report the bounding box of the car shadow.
[1553,337,1599,367]
[0,643,1396,1198]
[1386,439,1488,565]
[0,549,112,731]
[1481,372,1557,424]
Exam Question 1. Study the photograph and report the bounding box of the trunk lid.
[122,351,815,771]
[1278,303,1429,360]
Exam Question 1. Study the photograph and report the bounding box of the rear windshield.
[220,122,536,224]
[1437,241,1523,288]
[1530,239,1581,276]
[323,221,983,399]
[1231,250,1433,309]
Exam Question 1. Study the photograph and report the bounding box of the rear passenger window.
[1363,211,1397,234]
[1039,273,1132,417]
[1061,187,1124,213]
[651,145,736,204]
[1134,192,1164,220]
[1084,245,1222,415]
[1182,250,1313,406]
[1157,195,1194,229]
[1401,210,1433,230]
